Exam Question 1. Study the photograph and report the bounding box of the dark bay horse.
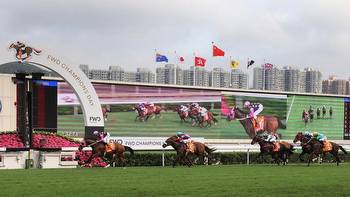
[293,132,313,161]
[251,135,294,165]
[83,139,134,167]
[228,107,286,138]
[162,136,192,167]
[190,108,218,128]
[303,137,347,166]
[174,106,191,123]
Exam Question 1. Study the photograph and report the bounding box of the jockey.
[244,101,263,130]
[198,106,208,120]
[176,131,191,143]
[138,103,146,112]
[190,102,200,109]
[302,109,308,119]
[145,101,154,107]
[244,101,263,119]
[93,130,110,144]
[262,133,279,152]
[304,131,313,138]
[312,132,327,145]
[180,104,189,112]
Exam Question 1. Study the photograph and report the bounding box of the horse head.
[293,132,304,143]
[251,135,262,145]
[162,135,179,148]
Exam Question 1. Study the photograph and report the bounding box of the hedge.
[112,152,348,167]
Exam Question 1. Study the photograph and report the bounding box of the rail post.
[162,150,165,167]
[247,148,250,165]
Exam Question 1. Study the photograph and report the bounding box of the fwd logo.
[89,116,101,122]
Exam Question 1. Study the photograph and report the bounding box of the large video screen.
[57,82,345,140]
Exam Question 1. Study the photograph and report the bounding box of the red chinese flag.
[179,56,184,62]
[213,45,225,56]
[195,56,206,67]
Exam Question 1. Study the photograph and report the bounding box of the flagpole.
[193,52,196,86]
[174,50,177,85]
[154,48,157,83]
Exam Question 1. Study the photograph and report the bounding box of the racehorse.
[134,105,163,122]
[162,136,192,167]
[293,132,314,162]
[190,108,218,128]
[187,140,216,165]
[9,42,42,61]
[251,135,294,165]
[322,107,326,118]
[316,108,321,119]
[308,108,314,122]
[82,139,134,167]
[303,137,347,166]
[174,106,191,123]
[227,107,286,138]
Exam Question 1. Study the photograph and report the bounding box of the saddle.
[322,141,332,152]
[186,141,195,153]
[105,142,115,153]
[252,116,264,132]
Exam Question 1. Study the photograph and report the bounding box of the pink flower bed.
[32,132,80,148]
[0,133,25,148]
[75,150,108,168]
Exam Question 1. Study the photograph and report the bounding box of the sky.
[1,0,350,80]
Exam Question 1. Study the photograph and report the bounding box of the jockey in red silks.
[93,131,110,144]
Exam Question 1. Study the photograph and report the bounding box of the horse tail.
[32,48,42,55]
[339,146,348,154]
[124,146,134,155]
[213,117,218,123]
[204,145,216,154]
[277,118,286,129]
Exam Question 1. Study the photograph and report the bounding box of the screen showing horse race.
[57,82,346,140]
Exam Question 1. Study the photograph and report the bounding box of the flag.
[230,60,239,69]
[195,56,206,67]
[156,53,168,62]
[179,56,184,62]
[247,60,255,68]
[213,45,225,56]
[264,63,273,69]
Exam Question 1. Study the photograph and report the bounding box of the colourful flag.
[247,60,255,68]
[195,56,206,67]
[213,45,225,56]
[156,53,168,62]
[264,63,273,69]
[230,60,239,69]
[179,56,184,62]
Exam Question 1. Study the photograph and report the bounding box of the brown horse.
[227,107,286,138]
[102,107,109,121]
[162,136,192,167]
[251,135,294,165]
[293,132,314,162]
[174,106,191,123]
[83,139,134,167]
[190,108,218,128]
[9,42,42,61]
[187,141,216,165]
[134,105,163,121]
[303,137,347,166]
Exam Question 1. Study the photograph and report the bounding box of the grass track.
[1,165,350,197]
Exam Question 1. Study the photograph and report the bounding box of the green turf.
[1,165,350,197]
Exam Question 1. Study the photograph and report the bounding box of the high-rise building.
[156,64,175,84]
[136,68,155,83]
[322,76,349,95]
[182,68,194,86]
[253,67,265,90]
[231,69,248,89]
[264,67,284,91]
[109,65,124,81]
[283,66,301,92]
[175,66,183,85]
[79,64,89,77]
[211,67,230,88]
[89,69,109,80]
[194,67,210,87]
[304,68,322,93]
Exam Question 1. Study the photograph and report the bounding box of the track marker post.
[247,148,250,165]
[162,150,165,167]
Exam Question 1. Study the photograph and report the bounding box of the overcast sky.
[1,0,349,79]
